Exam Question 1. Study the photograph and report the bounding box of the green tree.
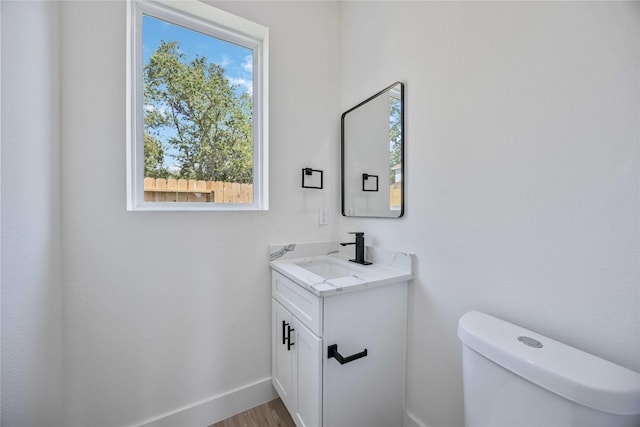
[389,97,402,183]
[143,41,253,183]
[144,133,170,178]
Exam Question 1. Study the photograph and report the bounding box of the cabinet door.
[272,299,294,413]
[291,317,322,427]
[322,283,407,427]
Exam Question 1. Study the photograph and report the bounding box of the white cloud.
[228,77,253,95]
[144,104,169,115]
[242,55,253,73]
[219,55,232,68]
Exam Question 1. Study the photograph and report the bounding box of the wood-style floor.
[209,398,296,427]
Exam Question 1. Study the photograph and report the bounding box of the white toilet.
[458,311,640,426]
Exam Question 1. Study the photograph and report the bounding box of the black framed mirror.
[341,82,404,218]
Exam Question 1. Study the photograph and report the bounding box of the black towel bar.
[327,344,368,365]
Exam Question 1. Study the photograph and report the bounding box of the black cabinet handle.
[282,321,295,350]
[327,344,367,365]
[282,321,287,345]
[287,324,295,351]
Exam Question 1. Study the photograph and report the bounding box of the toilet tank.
[458,311,640,427]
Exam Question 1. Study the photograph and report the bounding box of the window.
[127,0,269,211]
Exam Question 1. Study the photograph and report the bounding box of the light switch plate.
[319,208,328,225]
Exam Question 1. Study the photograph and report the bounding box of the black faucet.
[340,232,372,265]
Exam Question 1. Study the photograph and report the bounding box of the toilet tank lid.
[458,311,640,415]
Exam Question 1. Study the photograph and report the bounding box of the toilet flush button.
[518,336,543,348]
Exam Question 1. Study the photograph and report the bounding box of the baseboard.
[404,409,428,427]
[137,377,277,427]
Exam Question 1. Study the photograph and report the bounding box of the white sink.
[270,252,414,296]
[294,258,361,280]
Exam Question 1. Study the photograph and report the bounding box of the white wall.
[60,1,339,426]
[1,1,64,426]
[339,2,639,426]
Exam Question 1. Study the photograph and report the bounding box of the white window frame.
[126,0,269,211]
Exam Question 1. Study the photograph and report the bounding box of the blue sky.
[142,14,253,95]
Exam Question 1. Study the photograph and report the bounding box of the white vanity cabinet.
[271,269,407,427]
[272,298,322,427]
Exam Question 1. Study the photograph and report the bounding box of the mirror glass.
[341,82,404,218]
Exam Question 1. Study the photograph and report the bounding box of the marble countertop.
[269,242,414,297]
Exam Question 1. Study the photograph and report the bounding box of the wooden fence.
[390,188,401,208]
[144,177,253,203]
